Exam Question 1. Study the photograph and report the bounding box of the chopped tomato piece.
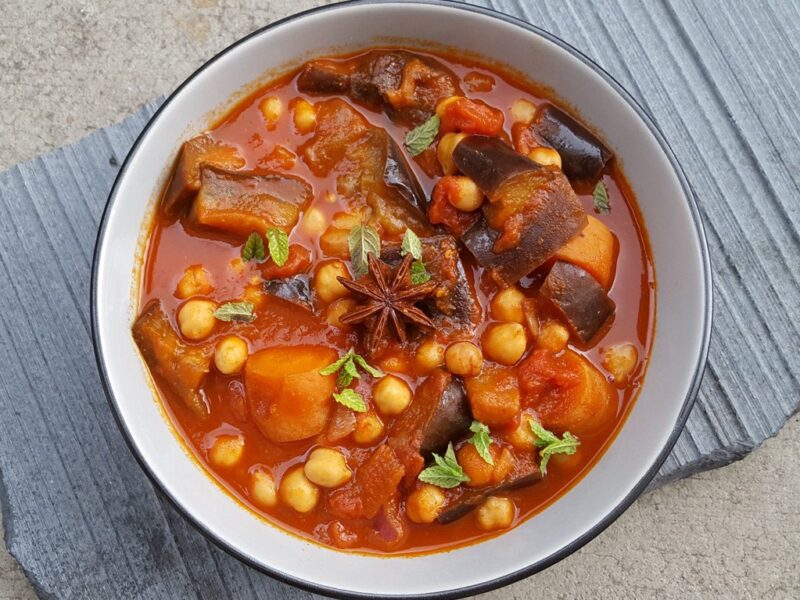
[440,97,504,136]
[260,244,312,279]
[428,176,481,236]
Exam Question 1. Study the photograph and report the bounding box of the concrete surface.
[1,1,798,598]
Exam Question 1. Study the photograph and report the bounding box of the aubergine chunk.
[437,453,542,524]
[132,301,213,417]
[531,104,613,188]
[382,235,481,333]
[162,134,245,217]
[262,275,312,310]
[453,136,587,285]
[297,50,461,127]
[540,261,615,344]
[191,165,313,237]
[301,99,432,237]
[388,369,471,484]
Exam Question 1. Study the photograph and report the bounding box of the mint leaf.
[410,260,431,285]
[593,181,610,214]
[400,228,424,261]
[418,442,470,489]
[266,228,290,267]
[353,354,384,378]
[242,232,265,262]
[529,418,580,474]
[405,115,440,157]
[333,388,367,413]
[468,420,494,465]
[348,224,381,277]
[320,349,384,391]
[319,352,351,376]
[213,301,256,323]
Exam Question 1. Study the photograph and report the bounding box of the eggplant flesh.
[540,261,615,344]
[532,104,613,188]
[382,234,481,332]
[436,455,542,524]
[262,275,312,310]
[453,136,587,286]
[297,50,460,127]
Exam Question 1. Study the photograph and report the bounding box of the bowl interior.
[93,2,709,597]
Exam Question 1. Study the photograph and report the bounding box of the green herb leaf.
[410,260,431,285]
[266,228,290,267]
[529,418,580,475]
[333,388,367,413]
[400,228,424,261]
[352,354,384,378]
[405,115,440,157]
[468,420,494,465]
[348,224,381,277]
[241,232,265,262]
[593,181,610,214]
[320,349,384,390]
[418,442,470,489]
[213,301,256,323]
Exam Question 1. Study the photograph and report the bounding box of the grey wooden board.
[0,0,797,597]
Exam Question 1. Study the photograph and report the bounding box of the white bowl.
[92,1,712,597]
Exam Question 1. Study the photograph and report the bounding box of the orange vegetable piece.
[464,365,521,426]
[554,216,617,289]
[518,349,615,435]
[329,444,405,519]
[245,345,337,442]
[260,245,312,279]
[428,176,480,237]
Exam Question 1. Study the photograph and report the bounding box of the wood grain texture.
[0,0,797,597]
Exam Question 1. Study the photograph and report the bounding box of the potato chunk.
[554,216,616,289]
[245,345,338,442]
[464,365,520,426]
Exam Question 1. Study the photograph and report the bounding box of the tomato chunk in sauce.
[134,47,654,555]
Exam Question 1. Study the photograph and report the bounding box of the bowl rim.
[90,0,713,598]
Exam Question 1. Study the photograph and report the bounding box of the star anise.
[338,253,437,352]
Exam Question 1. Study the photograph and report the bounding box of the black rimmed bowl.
[92,1,712,598]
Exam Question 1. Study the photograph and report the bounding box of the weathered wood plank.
[0,0,797,597]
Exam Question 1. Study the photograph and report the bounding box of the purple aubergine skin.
[384,131,429,215]
[419,376,471,455]
[453,136,588,285]
[531,104,614,188]
[436,458,543,524]
[540,261,616,344]
[297,49,461,126]
[262,275,312,310]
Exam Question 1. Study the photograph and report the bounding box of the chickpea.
[529,147,562,169]
[446,176,484,212]
[301,206,327,236]
[209,434,244,468]
[304,448,351,488]
[457,443,496,488]
[506,415,536,451]
[445,342,483,377]
[280,466,320,513]
[416,339,445,373]
[437,132,467,175]
[435,95,462,119]
[178,299,217,340]
[313,260,351,304]
[482,323,527,365]
[259,96,282,128]
[538,321,570,353]
[352,412,384,444]
[325,298,357,328]
[602,343,639,384]
[476,496,515,531]
[176,265,213,299]
[373,375,412,416]
[490,287,525,323]
[214,335,248,375]
[250,468,278,508]
[406,484,447,524]
[510,98,536,125]
[292,98,317,133]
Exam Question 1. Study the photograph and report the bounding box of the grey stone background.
[1,0,798,598]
